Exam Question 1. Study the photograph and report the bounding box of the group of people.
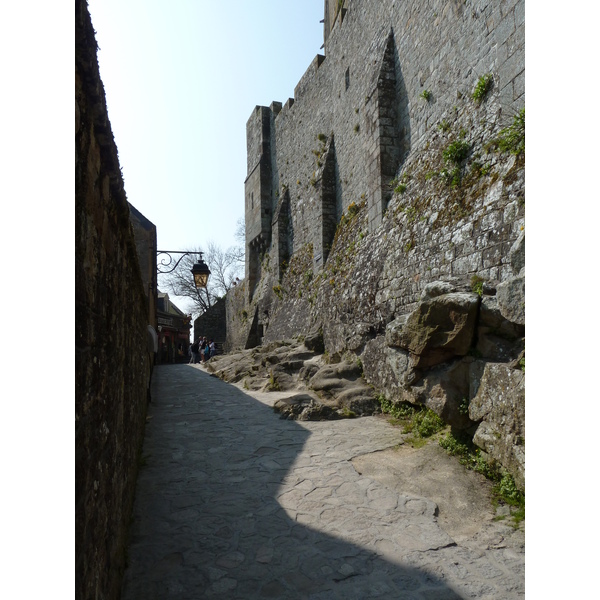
[189,336,215,364]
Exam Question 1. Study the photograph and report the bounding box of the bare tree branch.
[158,241,243,319]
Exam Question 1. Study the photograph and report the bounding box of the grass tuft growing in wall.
[472,73,493,103]
[470,274,484,296]
[272,284,284,300]
[437,119,451,132]
[443,139,471,164]
[492,108,525,156]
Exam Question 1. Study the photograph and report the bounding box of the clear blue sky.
[88,0,324,264]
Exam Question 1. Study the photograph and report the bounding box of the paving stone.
[121,365,524,599]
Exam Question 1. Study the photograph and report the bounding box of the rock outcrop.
[206,338,377,420]
[388,291,480,369]
[211,268,525,490]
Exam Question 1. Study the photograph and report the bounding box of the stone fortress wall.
[235,0,524,342]
[228,0,525,488]
[76,1,154,597]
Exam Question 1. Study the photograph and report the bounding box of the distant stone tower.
[244,102,281,302]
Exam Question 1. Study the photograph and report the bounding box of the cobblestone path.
[121,364,524,599]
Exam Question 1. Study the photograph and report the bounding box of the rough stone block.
[470,362,525,490]
[508,230,525,275]
[515,0,525,26]
[409,359,474,430]
[513,69,525,101]
[451,253,482,275]
[393,292,480,369]
[482,209,504,232]
[482,244,503,269]
[495,12,515,47]
[501,48,525,88]
[496,271,525,325]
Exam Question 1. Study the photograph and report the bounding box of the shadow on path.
[121,365,464,599]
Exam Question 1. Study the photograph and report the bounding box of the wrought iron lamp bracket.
[156,251,204,275]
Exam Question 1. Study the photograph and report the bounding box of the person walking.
[190,338,200,364]
[199,337,208,364]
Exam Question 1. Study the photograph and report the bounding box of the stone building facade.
[193,296,227,349]
[157,292,192,363]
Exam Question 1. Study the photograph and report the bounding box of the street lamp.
[190,256,211,289]
[157,250,211,289]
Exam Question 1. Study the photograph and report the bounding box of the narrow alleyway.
[121,364,524,599]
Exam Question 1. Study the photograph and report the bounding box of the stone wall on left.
[76,1,153,598]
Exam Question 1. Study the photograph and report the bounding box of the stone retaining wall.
[75,1,153,597]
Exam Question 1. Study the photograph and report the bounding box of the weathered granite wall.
[227,0,525,487]
[245,0,524,265]
[225,280,263,351]
[128,202,158,332]
[238,0,524,347]
[75,1,153,597]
